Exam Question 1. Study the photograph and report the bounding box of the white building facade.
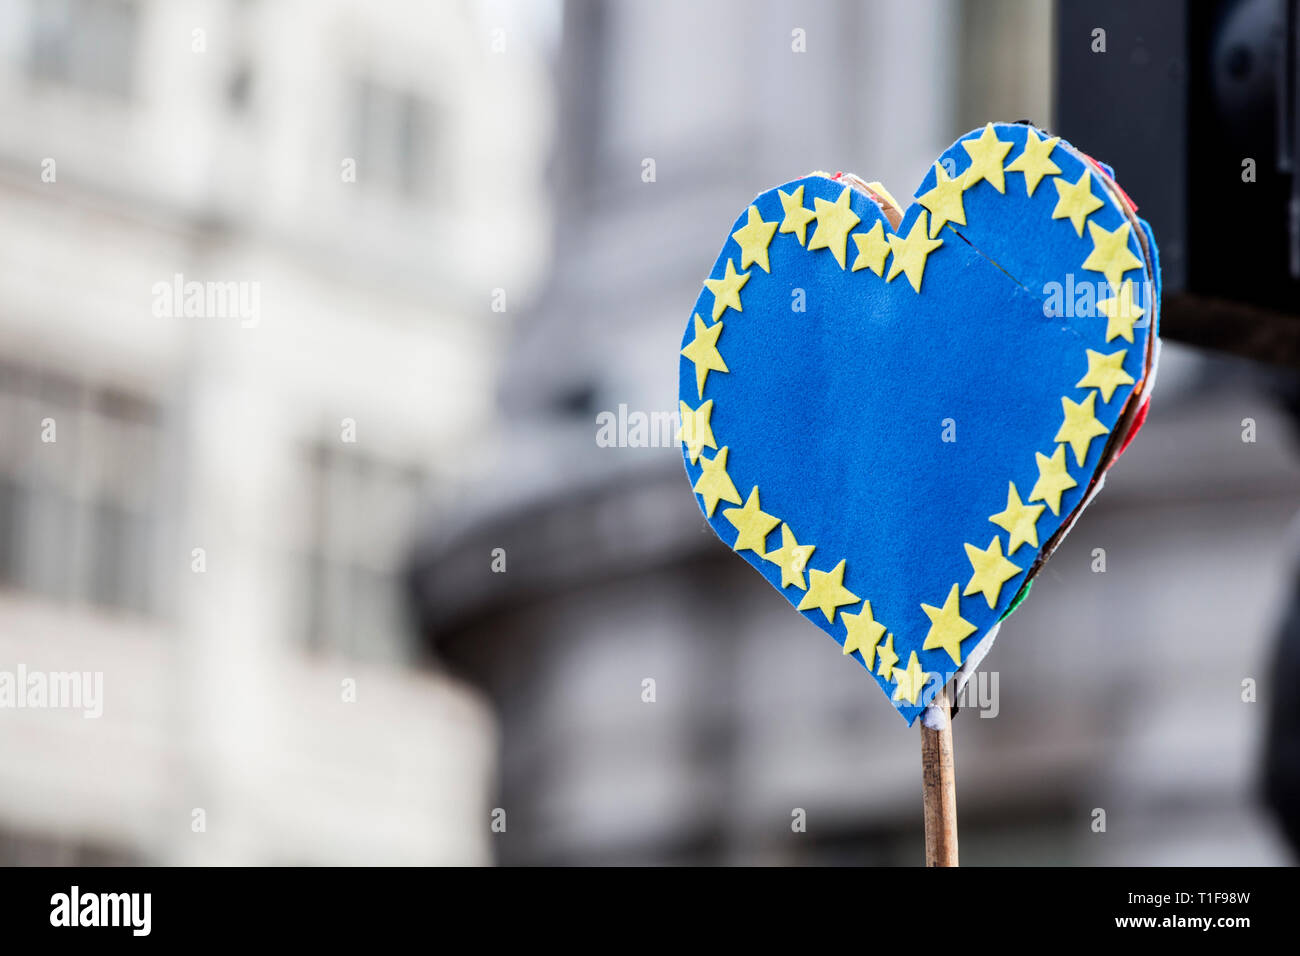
[0,0,555,864]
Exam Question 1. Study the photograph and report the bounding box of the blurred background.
[0,0,1297,865]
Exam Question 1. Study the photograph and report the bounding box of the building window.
[349,76,436,200]
[0,361,161,614]
[303,441,425,663]
[26,0,139,100]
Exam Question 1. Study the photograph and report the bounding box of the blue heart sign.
[678,123,1160,724]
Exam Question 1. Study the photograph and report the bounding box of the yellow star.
[850,221,891,275]
[1004,128,1061,196]
[680,313,728,398]
[676,398,716,464]
[1076,348,1134,402]
[841,601,886,664]
[807,187,861,269]
[886,211,944,293]
[703,258,750,321]
[731,205,779,273]
[797,558,860,624]
[692,446,742,517]
[989,481,1045,554]
[916,162,967,237]
[875,633,899,681]
[1082,220,1143,292]
[777,185,817,245]
[1028,444,1078,515]
[892,651,928,706]
[765,523,816,590]
[1051,169,1104,236]
[722,486,779,556]
[1055,391,1110,466]
[963,537,1023,609]
[921,583,977,666]
[960,122,1014,193]
[1096,278,1146,343]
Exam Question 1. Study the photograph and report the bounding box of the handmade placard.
[678,122,1159,725]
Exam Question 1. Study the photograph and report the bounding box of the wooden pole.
[920,681,958,866]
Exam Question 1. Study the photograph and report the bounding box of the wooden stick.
[920,682,959,866]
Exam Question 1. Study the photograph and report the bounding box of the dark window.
[303,441,425,662]
[27,0,139,100]
[0,363,161,614]
[350,76,436,199]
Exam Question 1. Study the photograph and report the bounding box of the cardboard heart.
[678,123,1160,724]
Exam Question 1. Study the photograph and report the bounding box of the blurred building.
[0,0,555,864]
[0,0,1294,870]
[412,0,1300,864]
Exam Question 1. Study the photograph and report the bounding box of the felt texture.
[678,123,1159,723]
